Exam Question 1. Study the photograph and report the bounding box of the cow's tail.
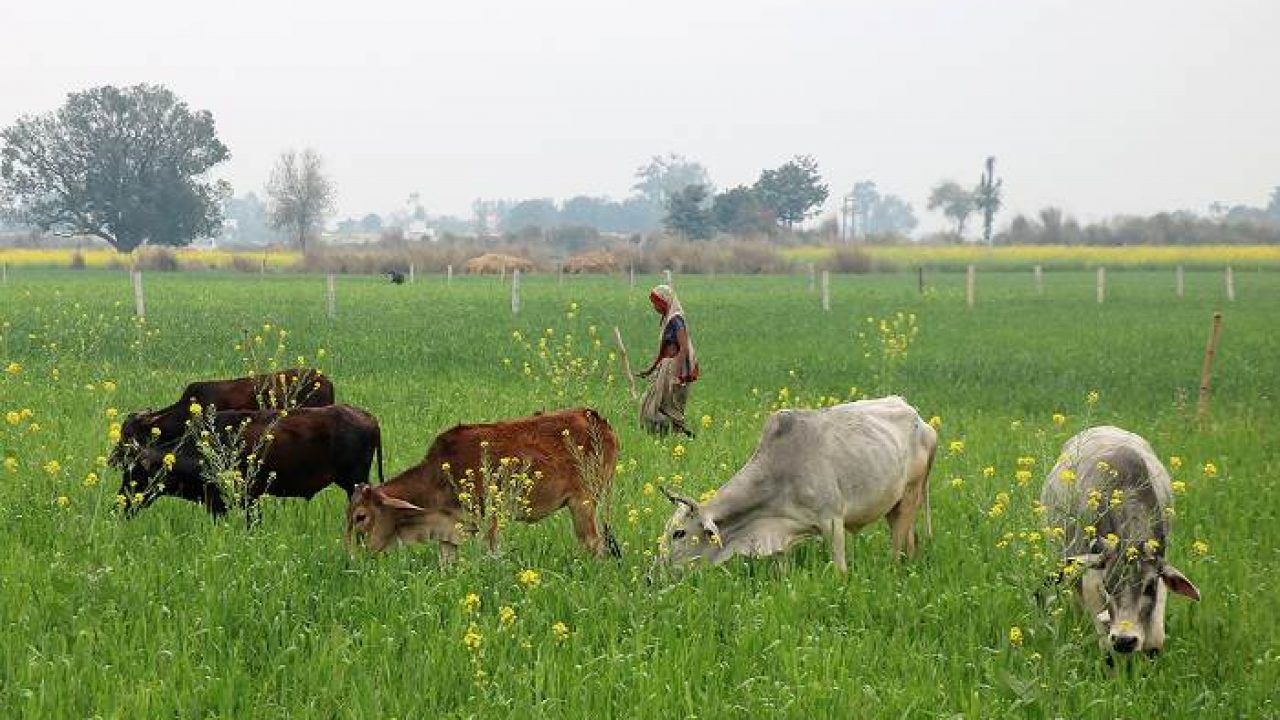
[603,522,622,559]
[375,426,385,485]
[921,423,937,541]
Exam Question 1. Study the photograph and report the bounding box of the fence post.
[821,270,830,311]
[629,265,635,289]
[1176,265,1184,298]
[326,273,336,319]
[664,268,672,287]
[558,263,563,287]
[2,262,7,285]
[1096,267,1106,304]
[1034,264,1043,295]
[447,264,453,285]
[1197,311,1224,422]
[965,265,975,308]
[809,262,816,293]
[409,263,415,284]
[511,269,521,314]
[917,266,925,294]
[1225,266,1235,302]
[131,269,146,319]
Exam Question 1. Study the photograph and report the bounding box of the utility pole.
[841,193,857,242]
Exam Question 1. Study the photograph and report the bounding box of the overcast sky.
[3,0,1278,230]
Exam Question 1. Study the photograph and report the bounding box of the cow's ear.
[1161,564,1201,601]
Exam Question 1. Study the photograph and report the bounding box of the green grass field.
[1,269,1277,718]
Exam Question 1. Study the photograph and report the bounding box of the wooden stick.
[1225,266,1235,301]
[965,265,975,308]
[1176,265,1184,298]
[1197,311,1224,422]
[917,266,924,294]
[511,269,521,314]
[1034,265,1043,295]
[1096,267,1106,304]
[326,273,336,319]
[821,270,830,311]
[612,326,639,400]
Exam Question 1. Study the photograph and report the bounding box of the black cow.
[117,404,383,517]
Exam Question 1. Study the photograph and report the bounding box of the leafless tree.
[266,149,335,252]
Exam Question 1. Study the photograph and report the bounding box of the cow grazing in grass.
[660,396,936,573]
[118,368,335,444]
[345,407,619,562]
[1041,426,1200,658]
[118,404,382,516]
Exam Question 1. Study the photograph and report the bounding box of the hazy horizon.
[4,0,1278,231]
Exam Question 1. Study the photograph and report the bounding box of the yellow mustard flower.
[1008,626,1023,647]
[551,621,571,642]
[463,624,482,651]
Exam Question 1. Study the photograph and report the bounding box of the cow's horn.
[660,485,699,511]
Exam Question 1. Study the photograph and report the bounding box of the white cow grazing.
[661,396,936,573]
[1041,426,1201,657]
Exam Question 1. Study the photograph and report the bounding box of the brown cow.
[345,407,619,562]
[117,368,335,447]
[118,404,382,517]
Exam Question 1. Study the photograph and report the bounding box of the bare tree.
[266,149,335,251]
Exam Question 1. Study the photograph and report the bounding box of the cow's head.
[659,486,723,565]
[345,484,460,554]
[1069,540,1200,657]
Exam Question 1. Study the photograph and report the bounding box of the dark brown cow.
[119,404,382,516]
[345,407,618,562]
[119,369,335,445]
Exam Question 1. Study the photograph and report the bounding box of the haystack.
[464,253,534,274]
[563,250,619,274]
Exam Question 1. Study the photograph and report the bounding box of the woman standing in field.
[637,284,699,436]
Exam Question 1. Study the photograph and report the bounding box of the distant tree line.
[663,154,830,240]
[4,83,1280,253]
[995,200,1280,246]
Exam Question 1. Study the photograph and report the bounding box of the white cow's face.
[659,488,722,566]
[661,505,723,565]
[1073,550,1201,657]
